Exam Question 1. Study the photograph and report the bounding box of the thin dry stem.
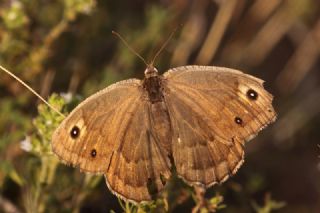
[0,65,65,118]
[195,0,238,64]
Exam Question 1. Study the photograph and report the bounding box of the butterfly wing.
[52,79,142,173]
[105,100,171,202]
[52,79,171,202]
[163,65,276,186]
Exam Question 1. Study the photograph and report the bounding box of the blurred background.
[0,0,320,212]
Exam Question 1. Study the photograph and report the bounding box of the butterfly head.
[144,65,158,79]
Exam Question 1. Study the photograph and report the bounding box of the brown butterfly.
[52,64,276,203]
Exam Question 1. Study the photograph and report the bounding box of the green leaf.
[2,2,29,30]
[0,161,25,186]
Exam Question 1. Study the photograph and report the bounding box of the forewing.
[163,65,276,186]
[52,79,142,174]
[105,100,171,202]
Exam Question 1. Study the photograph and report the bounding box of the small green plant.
[252,193,286,213]
[21,93,103,213]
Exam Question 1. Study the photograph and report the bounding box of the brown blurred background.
[0,0,320,212]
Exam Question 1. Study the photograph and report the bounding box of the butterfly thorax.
[143,66,164,103]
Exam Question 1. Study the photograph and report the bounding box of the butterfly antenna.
[112,31,148,66]
[0,65,65,118]
[150,28,177,66]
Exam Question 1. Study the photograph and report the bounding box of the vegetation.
[1,0,320,212]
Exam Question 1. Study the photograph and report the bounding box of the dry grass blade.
[220,0,281,64]
[276,20,320,95]
[242,0,308,67]
[195,0,238,64]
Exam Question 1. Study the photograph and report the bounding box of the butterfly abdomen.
[149,101,173,154]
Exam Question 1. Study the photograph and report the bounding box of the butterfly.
[51,64,276,203]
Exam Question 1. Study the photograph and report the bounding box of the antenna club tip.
[112,30,119,36]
